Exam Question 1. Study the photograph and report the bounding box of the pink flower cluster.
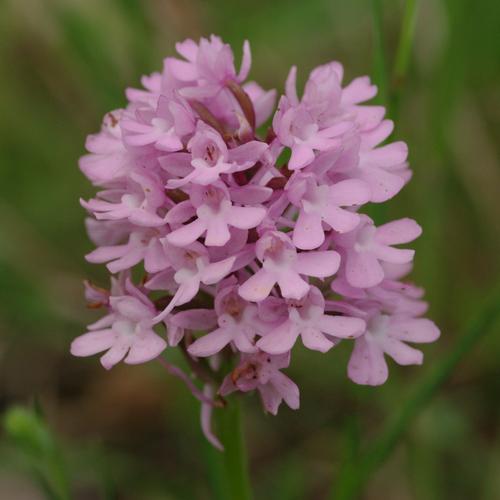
[72,36,439,445]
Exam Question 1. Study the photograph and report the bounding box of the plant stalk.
[216,397,253,500]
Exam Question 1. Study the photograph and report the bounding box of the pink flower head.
[74,36,439,443]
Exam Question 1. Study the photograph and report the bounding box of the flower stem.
[330,288,500,499]
[215,397,253,500]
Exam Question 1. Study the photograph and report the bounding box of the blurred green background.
[0,0,499,498]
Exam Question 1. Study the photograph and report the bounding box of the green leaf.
[4,406,71,500]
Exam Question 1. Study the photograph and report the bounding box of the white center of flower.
[303,183,329,213]
[368,314,390,340]
[354,224,376,252]
[151,117,172,132]
[122,193,141,208]
[113,319,135,337]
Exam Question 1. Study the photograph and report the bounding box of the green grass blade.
[393,0,420,81]
[391,0,419,119]
[371,0,389,107]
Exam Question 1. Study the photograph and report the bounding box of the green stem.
[331,289,500,500]
[393,0,419,81]
[371,0,389,107]
[215,397,253,500]
[391,0,419,119]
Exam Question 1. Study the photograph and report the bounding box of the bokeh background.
[1,0,499,498]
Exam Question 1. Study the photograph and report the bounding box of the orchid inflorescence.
[72,35,439,448]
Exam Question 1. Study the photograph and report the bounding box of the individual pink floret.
[150,242,237,322]
[166,183,266,247]
[188,283,265,357]
[79,109,134,186]
[71,281,166,369]
[165,121,267,188]
[287,173,371,250]
[238,231,340,302]
[348,311,440,386]
[257,287,365,354]
[121,95,194,152]
[86,227,169,274]
[81,170,167,227]
[164,35,251,99]
[219,352,300,415]
[335,215,422,288]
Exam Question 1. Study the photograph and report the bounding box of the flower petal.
[345,251,384,288]
[318,315,366,339]
[70,329,115,357]
[295,251,340,278]
[348,335,388,386]
[276,272,310,300]
[293,211,324,250]
[389,318,440,343]
[238,269,277,302]
[188,327,233,357]
[167,218,207,247]
[125,330,167,364]
[375,218,422,245]
[382,337,423,366]
[257,320,299,354]
[300,327,334,352]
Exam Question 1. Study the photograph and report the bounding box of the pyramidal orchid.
[73,35,439,448]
